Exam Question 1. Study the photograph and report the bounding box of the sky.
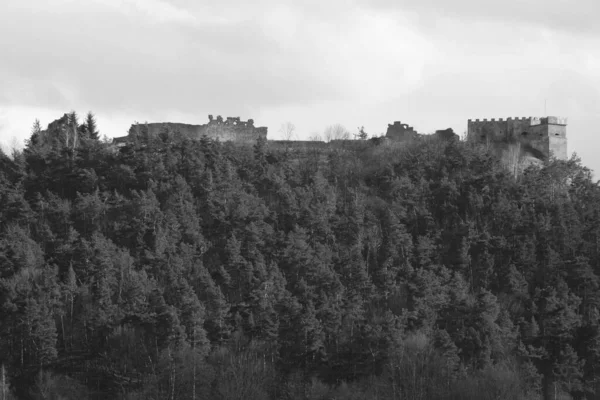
[1,0,599,173]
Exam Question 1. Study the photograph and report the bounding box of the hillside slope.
[0,120,598,400]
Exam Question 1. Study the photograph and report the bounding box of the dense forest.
[0,112,599,400]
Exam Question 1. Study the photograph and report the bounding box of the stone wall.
[386,121,458,142]
[385,121,418,141]
[433,128,459,141]
[545,117,567,160]
[127,115,268,144]
[467,116,567,161]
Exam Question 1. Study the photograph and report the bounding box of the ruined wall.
[467,116,567,161]
[131,123,204,140]
[386,122,457,142]
[433,128,459,141]
[386,121,418,141]
[127,115,268,144]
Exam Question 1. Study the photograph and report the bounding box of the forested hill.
[1,117,599,400]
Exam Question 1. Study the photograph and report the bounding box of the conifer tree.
[84,112,99,140]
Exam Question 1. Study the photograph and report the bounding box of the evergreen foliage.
[0,116,598,399]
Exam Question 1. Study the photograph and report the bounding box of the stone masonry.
[117,115,268,145]
[467,116,567,160]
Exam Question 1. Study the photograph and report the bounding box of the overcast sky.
[1,0,599,173]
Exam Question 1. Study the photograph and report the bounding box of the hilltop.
[0,112,595,400]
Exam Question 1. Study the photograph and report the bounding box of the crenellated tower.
[467,116,567,160]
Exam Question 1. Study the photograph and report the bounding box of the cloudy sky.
[1,0,599,173]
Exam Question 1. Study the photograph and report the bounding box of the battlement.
[467,115,567,161]
[468,117,526,123]
[468,116,566,125]
[208,115,257,128]
[544,116,568,125]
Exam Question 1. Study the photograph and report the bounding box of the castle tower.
[544,116,568,160]
[467,116,567,160]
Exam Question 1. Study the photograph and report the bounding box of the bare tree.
[324,124,349,142]
[9,137,23,160]
[309,131,323,141]
[68,111,79,150]
[0,136,24,160]
[279,122,296,141]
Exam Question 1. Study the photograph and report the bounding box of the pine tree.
[23,298,58,367]
[84,112,99,140]
[30,119,42,142]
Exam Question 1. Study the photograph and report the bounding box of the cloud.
[94,0,199,25]
[364,0,600,36]
[1,1,358,118]
[1,0,600,173]
[0,0,433,118]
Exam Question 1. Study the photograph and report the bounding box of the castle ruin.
[467,116,567,161]
[110,113,567,167]
[386,121,418,141]
[116,115,268,146]
[385,121,458,142]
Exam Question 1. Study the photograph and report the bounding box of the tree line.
[0,113,598,399]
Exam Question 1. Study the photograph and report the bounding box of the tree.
[27,119,44,150]
[31,120,42,137]
[324,124,349,142]
[279,122,296,141]
[0,364,17,400]
[67,111,79,149]
[23,298,58,368]
[84,112,99,140]
[502,141,521,179]
[355,126,368,140]
[4,109,600,398]
[309,132,323,141]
